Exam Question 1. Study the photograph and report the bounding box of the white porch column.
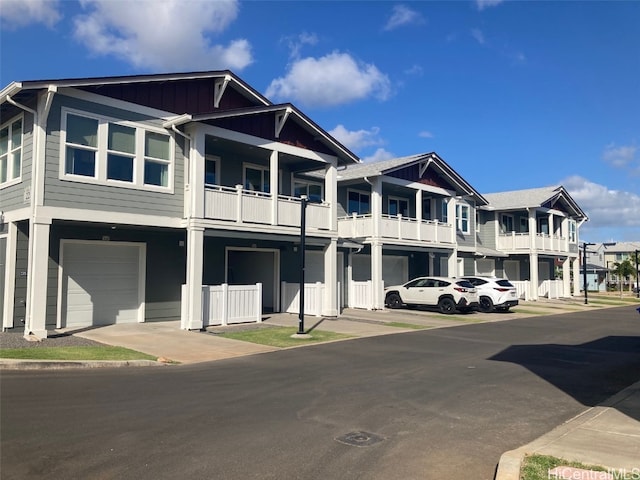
[270,150,279,225]
[323,238,338,316]
[370,177,382,238]
[572,256,581,297]
[24,218,51,339]
[183,226,204,330]
[371,241,384,309]
[562,257,571,297]
[428,252,435,276]
[447,250,458,278]
[189,127,206,218]
[548,212,554,251]
[561,217,569,252]
[528,208,537,249]
[2,222,18,330]
[415,189,423,240]
[529,252,539,301]
[325,160,338,231]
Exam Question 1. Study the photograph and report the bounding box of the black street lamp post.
[582,242,595,304]
[298,196,308,335]
[636,249,639,299]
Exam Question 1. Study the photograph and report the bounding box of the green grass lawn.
[520,454,632,480]
[385,322,431,329]
[0,346,158,361]
[219,326,353,348]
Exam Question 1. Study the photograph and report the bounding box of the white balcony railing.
[497,232,570,253]
[338,213,454,244]
[203,185,331,230]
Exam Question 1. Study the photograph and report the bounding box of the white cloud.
[419,131,434,139]
[602,143,638,169]
[0,0,62,28]
[471,28,486,45]
[476,0,505,11]
[562,176,640,233]
[265,52,391,108]
[404,64,424,76]
[362,148,396,163]
[72,0,252,71]
[383,4,425,31]
[283,32,318,59]
[328,125,384,152]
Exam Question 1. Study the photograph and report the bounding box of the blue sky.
[1,0,639,242]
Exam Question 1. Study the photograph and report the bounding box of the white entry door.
[60,241,146,328]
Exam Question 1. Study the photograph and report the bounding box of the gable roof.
[334,152,488,205]
[483,185,587,220]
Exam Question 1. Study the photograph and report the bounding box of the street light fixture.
[582,242,595,304]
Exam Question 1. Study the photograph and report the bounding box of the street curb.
[0,359,167,370]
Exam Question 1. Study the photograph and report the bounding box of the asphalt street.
[2,305,639,480]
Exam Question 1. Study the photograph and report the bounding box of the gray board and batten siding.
[43,94,185,218]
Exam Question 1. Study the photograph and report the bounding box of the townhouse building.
[0,71,588,338]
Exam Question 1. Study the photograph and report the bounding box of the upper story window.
[568,220,577,243]
[456,204,470,234]
[538,217,549,235]
[422,197,432,220]
[441,199,448,223]
[348,190,370,215]
[244,164,270,193]
[205,155,220,186]
[294,180,323,202]
[1,116,23,186]
[388,197,409,217]
[61,110,173,192]
[501,214,514,233]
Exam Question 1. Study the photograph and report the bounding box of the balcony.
[497,232,570,253]
[203,185,332,230]
[338,213,454,244]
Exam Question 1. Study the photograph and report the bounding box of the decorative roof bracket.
[213,75,231,109]
[419,156,433,177]
[275,107,292,138]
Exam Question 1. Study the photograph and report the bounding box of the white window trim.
[292,176,324,200]
[456,203,470,234]
[0,113,24,189]
[59,108,175,194]
[388,195,409,217]
[205,154,221,186]
[501,213,514,233]
[347,188,371,215]
[475,210,480,233]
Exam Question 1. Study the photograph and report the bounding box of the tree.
[612,260,636,296]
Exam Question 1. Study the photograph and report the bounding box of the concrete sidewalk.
[495,380,640,479]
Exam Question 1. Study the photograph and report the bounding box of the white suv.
[384,277,479,314]
[460,276,519,312]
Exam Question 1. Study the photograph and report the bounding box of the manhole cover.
[335,431,384,447]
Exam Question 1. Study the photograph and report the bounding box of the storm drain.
[335,431,385,447]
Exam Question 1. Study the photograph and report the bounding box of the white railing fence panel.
[182,283,262,327]
[511,280,530,300]
[280,282,324,317]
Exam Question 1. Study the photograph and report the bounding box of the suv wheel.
[479,296,494,313]
[386,293,403,309]
[438,297,456,314]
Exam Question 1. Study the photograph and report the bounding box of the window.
[568,220,577,243]
[107,123,135,182]
[205,155,220,186]
[388,197,409,217]
[520,217,529,233]
[65,114,98,177]
[0,116,23,185]
[456,204,470,233]
[441,199,448,222]
[501,214,514,233]
[422,197,432,220]
[294,180,323,202]
[244,165,270,193]
[61,110,173,191]
[538,217,549,235]
[348,190,370,215]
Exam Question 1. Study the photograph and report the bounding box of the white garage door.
[61,241,145,328]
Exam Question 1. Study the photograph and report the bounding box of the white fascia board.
[188,123,336,164]
[59,87,180,121]
[0,82,23,104]
[381,174,455,197]
[163,114,193,128]
[1,207,31,223]
[38,206,183,229]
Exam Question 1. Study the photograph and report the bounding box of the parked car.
[384,277,479,314]
[460,276,519,312]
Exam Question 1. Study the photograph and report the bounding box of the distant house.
[478,186,588,300]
